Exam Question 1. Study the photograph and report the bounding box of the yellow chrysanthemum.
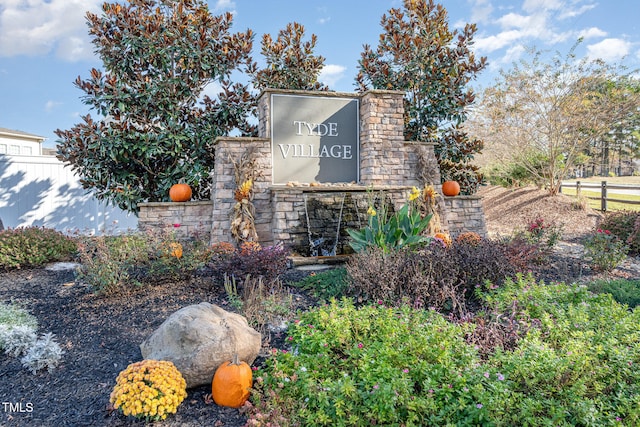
[110,360,187,422]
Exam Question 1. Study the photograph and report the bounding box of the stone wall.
[138,201,213,240]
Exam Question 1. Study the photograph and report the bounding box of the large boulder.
[140,302,261,388]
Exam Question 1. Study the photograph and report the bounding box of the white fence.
[0,154,137,234]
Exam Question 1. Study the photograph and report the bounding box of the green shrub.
[587,278,640,308]
[0,227,77,269]
[599,211,640,256]
[440,160,485,195]
[477,275,640,425]
[76,229,210,294]
[291,267,349,301]
[484,162,537,187]
[583,228,628,271]
[250,299,484,426]
[250,277,640,426]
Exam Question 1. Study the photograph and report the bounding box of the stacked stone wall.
[138,201,212,240]
[443,196,487,238]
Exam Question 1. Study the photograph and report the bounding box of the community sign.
[271,94,359,184]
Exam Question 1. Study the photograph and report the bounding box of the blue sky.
[0,0,638,148]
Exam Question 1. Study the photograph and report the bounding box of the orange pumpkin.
[442,181,460,197]
[169,183,192,202]
[211,354,252,408]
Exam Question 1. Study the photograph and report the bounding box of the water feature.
[302,192,360,257]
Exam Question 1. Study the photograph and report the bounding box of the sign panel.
[271,94,359,184]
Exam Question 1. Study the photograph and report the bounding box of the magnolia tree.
[55,0,255,212]
[249,22,327,92]
[356,0,487,194]
[471,42,640,194]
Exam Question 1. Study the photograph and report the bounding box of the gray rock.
[140,302,261,388]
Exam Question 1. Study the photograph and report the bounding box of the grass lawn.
[563,175,640,185]
[562,176,640,211]
[560,188,640,211]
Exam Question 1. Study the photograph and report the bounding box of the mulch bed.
[1,247,637,426]
[0,268,313,427]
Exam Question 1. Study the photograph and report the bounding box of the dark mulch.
[0,267,313,427]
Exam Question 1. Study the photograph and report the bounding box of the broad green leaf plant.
[347,186,432,254]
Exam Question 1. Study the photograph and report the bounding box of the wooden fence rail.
[560,180,640,212]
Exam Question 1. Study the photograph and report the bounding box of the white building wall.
[0,135,42,156]
[0,155,137,234]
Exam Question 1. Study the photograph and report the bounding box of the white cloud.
[469,0,494,25]
[558,3,597,19]
[44,100,62,113]
[476,0,601,55]
[316,6,330,25]
[496,11,556,43]
[319,64,347,89]
[485,44,527,73]
[497,12,534,29]
[212,0,236,12]
[475,30,523,52]
[501,44,527,64]
[522,0,562,13]
[453,1,494,34]
[577,27,606,40]
[586,38,631,62]
[0,0,102,61]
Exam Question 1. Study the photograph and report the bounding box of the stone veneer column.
[210,137,272,245]
[443,196,488,238]
[359,90,406,186]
